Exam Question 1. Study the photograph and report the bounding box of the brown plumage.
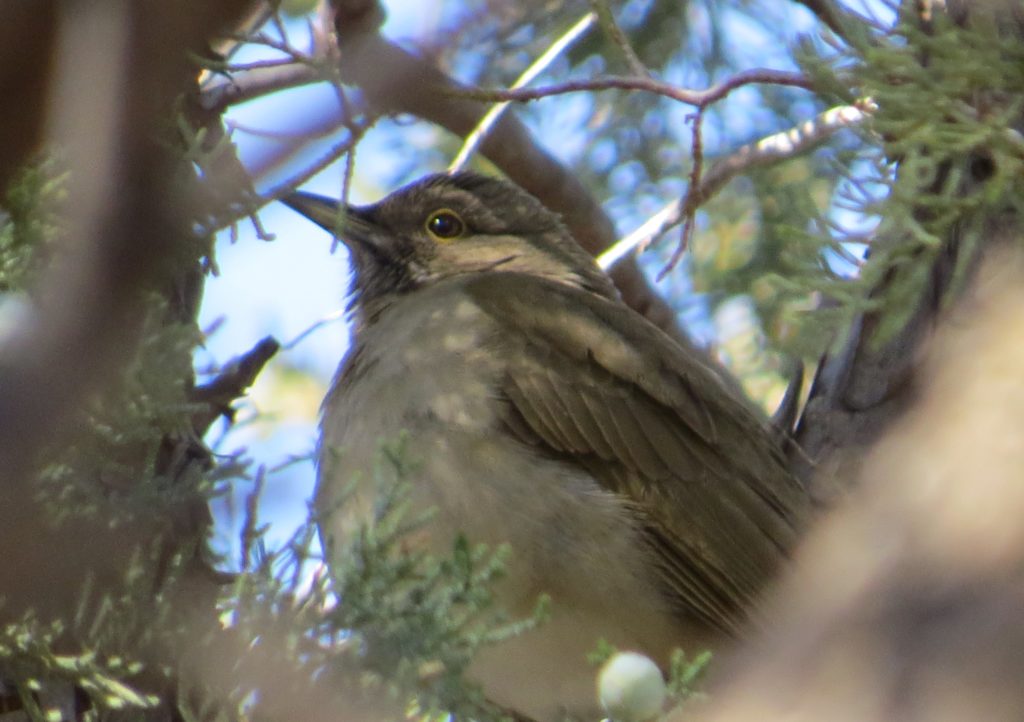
[284,171,809,721]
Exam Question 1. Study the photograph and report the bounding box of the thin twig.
[268,6,289,47]
[221,56,302,73]
[281,309,348,350]
[449,12,596,171]
[240,465,267,572]
[457,69,815,110]
[260,116,372,201]
[199,4,275,87]
[598,101,874,270]
[336,145,357,253]
[191,335,281,436]
[250,31,318,66]
[200,62,320,116]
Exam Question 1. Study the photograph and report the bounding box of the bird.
[283,171,809,722]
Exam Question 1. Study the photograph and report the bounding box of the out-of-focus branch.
[201,60,320,116]
[691,249,1024,722]
[598,102,873,270]
[0,3,381,714]
[0,2,59,191]
[792,0,861,42]
[589,0,649,76]
[0,0,254,649]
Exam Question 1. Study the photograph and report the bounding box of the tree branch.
[201,61,320,116]
[0,0,254,595]
[191,336,281,436]
[449,11,597,172]
[598,101,873,270]
[691,251,1024,722]
[792,0,862,43]
[457,69,815,109]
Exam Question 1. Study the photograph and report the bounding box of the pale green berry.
[597,651,667,722]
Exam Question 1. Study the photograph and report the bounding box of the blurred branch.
[0,5,267,720]
[792,0,860,42]
[197,2,337,117]
[201,61,319,115]
[0,0,254,600]
[693,249,1024,722]
[589,0,648,76]
[259,115,370,199]
[195,9,371,213]
[598,101,874,270]
[0,2,58,191]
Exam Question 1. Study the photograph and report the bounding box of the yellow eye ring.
[425,208,465,241]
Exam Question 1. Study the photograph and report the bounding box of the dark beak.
[281,191,378,249]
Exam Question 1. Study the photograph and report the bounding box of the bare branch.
[656,108,704,280]
[259,118,371,200]
[457,69,815,109]
[691,252,1024,722]
[598,101,873,270]
[199,47,321,116]
[200,8,340,118]
[449,12,597,172]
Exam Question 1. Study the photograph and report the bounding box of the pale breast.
[319,285,504,472]
[316,282,693,721]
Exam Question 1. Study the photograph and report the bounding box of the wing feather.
[464,275,809,633]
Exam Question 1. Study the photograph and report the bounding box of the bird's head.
[283,172,618,314]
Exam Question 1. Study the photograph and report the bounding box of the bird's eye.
[425,208,465,241]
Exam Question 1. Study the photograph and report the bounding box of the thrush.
[284,172,809,722]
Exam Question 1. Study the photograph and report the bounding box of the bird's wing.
[463,274,809,636]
